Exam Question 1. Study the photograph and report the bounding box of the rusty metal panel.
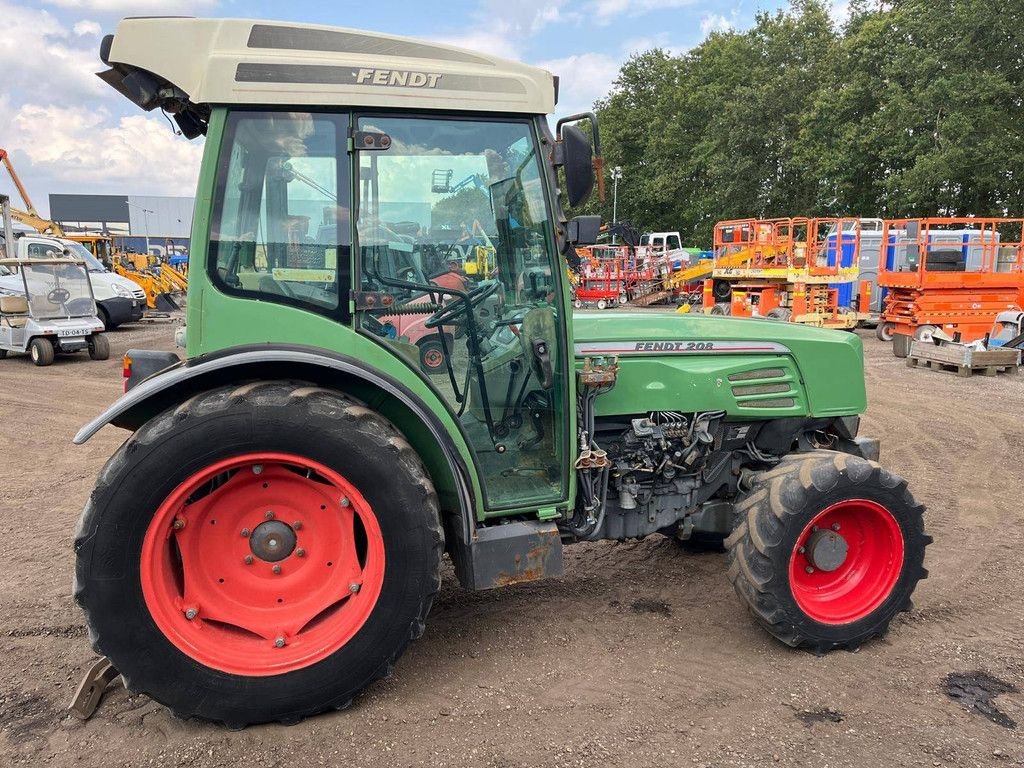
[449,519,563,590]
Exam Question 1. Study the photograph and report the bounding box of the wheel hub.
[249,520,296,562]
[806,529,848,572]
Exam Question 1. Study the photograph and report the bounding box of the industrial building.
[49,193,194,258]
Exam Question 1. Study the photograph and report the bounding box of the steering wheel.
[424,280,500,329]
[47,287,71,305]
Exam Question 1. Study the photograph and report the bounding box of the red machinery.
[706,217,869,328]
[573,245,663,309]
[877,218,1024,357]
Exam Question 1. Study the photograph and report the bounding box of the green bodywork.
[184,109,868,524]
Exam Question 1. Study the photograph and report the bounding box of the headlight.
[112,282,133,298]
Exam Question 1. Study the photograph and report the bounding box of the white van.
[1,230,146,328]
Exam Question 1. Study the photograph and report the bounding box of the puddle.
[795,707,844,726]
[944,671,1018,729]
[630,599,672,616]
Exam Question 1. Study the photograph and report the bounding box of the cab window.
[209,111,350,315]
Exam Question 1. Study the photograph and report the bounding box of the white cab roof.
[103,17,557,114]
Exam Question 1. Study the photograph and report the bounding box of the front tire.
[876,322,894,342]
[725,452,929,652]
[30,337,54,366]
[74,382,443,726]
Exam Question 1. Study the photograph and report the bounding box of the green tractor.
[74,18,929,727]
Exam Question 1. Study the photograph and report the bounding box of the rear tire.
[766,308,792,322]
[725,452,929,652]
[74,382,443,726]
[29,337,54,366]
[88,334,110,360]
[710,303,731,316]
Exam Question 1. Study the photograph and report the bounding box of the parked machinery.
[706,217,870,328]
[877,218,1024,357]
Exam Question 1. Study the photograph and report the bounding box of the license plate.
[58,329,87,338]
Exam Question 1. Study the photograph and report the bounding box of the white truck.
[0,226,145,328]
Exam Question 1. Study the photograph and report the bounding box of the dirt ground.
[2,318,1022,768]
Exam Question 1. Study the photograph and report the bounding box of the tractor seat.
[0,295,29,328]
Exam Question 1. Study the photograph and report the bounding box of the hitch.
[68,657,120,720]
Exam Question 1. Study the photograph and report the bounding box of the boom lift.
[71,18,929,727]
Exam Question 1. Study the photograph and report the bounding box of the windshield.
[63,241,107,272]
[18,262,96,319]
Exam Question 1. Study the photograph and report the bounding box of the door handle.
[531,338,554,390]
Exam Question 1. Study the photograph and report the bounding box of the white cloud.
[43,0,217,12]
[432,28,522,61]
[73,19,102,36]
[592,0,698,21]
[536,52,622,118]
[829,0,852,24]
[0,2,107,103]
[699,13,734,36]
[10,103,203,197]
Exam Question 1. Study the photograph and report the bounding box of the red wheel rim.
[140,453,385,676]
[423,347,444,369]
[789,499,904,625]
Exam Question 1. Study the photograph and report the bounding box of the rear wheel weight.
[725,452,929,652]
[74,381,443,726]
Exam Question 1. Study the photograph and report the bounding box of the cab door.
[353,114,570,511]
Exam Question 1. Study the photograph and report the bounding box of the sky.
[0,0,824,218]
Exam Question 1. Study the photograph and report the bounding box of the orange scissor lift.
[877,218,1024,357]
[705,217,869,329]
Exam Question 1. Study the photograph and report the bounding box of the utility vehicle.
[74,18,929,727]
[0,196,109,365]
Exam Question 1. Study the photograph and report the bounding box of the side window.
[668,234,681,251]
[27,242,57,259]
[209,111,350,315]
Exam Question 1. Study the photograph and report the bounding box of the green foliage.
[590,0,1024,246]
[431,187,492,230]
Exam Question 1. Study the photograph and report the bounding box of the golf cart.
[0,257,109,366]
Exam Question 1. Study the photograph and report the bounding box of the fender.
[74,345,476,542]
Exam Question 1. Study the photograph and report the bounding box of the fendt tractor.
[73,18,930,727]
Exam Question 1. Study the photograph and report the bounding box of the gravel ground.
[1,318,1022,767]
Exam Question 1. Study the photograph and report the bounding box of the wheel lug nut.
[172,518,186,530]
[274,636,286,648]
[272,564,282,575]
[832,523,841,531]
[265,510,275,520]
[798,546,806,554]
[340,497,351,508]
[805,565,815,574]
[296,548,305,558]
[184,608,198,620]
[252,464,263,475]
[241,527,251,538]
[293,521,302,530]
[348,583,360,593]
[244,555,253,565]
[811,525,819,532]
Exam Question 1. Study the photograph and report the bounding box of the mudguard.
[73,345,476,542]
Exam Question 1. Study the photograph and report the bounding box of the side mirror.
[555,112,604,208]
[566,215,601,246]
[560,125,594,208]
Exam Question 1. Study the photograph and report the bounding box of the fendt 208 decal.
[573,340,791,356]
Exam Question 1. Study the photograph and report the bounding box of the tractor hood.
[571,311,867,419]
